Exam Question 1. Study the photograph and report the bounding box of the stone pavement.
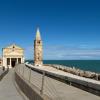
[0,68,25,100]
[0,67,3,75]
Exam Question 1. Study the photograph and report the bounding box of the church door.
[11,58,17,67]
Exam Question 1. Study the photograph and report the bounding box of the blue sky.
[0,0,100,60]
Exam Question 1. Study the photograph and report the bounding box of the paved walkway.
[0,68,24,100]
[0,67,3,75]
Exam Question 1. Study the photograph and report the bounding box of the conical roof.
[36,28,41,40]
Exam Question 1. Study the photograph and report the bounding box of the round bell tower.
[34,28,43,66]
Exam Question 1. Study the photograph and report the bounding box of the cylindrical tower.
[34,28,43,66]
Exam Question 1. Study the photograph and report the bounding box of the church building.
[2,44,24,68]
[34,28,43,66]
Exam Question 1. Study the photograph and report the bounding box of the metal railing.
[15,64,63,100]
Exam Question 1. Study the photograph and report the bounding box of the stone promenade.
[0,68,25,100]
[0,67,3,75]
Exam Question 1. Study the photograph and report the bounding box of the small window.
[18,58,21,64]
[7,58,10,65]
[37,41,40,44]
[12,46,15,51]
[13,46,15,48]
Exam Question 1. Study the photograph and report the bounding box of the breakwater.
[45,64,100,80]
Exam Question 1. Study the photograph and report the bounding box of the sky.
[0,0,100,60]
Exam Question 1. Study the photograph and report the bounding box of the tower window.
[12,46,15,51]
[37,41,40,44]
[13,46,15,48]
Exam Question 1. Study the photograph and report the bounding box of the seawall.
[26,63,100,96]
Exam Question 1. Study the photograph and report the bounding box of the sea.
[26,60,100,73]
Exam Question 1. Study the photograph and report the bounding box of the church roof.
[3,44,24,50]
[35,28,41,40]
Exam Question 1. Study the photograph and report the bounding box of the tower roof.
[36,28,41,40]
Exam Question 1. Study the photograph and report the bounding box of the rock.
[74,71,79,75]
[90,73,96,79]
[83,71,96,78]
[79,70,85,77]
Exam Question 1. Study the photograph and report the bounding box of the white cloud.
[24,45,100,60]
[43,45,100,60]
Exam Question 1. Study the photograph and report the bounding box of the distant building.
[34,28,43,66]
[2,44,24,68]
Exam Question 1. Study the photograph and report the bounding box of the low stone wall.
[15,71,44,100]
[0,68,9,81]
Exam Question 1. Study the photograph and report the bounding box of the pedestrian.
[2,66,5,71]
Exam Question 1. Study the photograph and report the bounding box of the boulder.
[79,70,85,77]
[84,71,96,78]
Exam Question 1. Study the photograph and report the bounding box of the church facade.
[34,28,43,66]
[2,44,24,68]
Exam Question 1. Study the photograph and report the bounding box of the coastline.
[26,60,100,73]
[45,64,100,81]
